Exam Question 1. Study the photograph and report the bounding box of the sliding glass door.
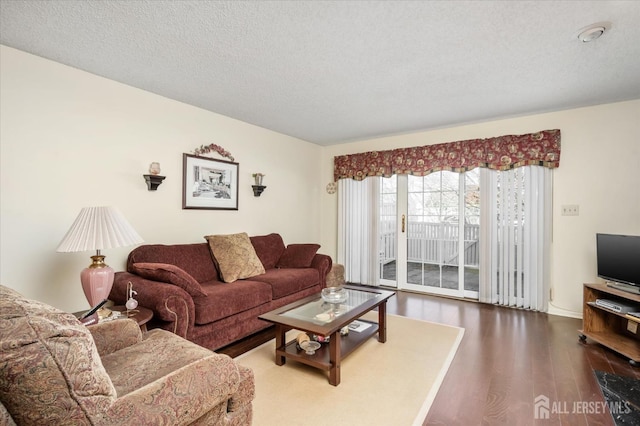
[378,171,479,299]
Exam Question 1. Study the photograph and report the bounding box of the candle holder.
[143,174,166,191]
[252,185,266,197]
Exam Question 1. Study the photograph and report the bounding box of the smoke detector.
[576,22,611,43]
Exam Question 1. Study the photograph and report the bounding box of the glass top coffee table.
[259,285,395,386]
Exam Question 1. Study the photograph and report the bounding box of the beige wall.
[320,99,640,317]
[2,45,639,317]
[0,46,323,312]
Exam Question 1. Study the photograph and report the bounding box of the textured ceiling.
[1,1,639,145]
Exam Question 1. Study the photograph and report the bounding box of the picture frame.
[182,153,239,210]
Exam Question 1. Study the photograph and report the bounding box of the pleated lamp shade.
[57,206,143,308]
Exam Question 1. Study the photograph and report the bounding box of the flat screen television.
[596,233,640,295]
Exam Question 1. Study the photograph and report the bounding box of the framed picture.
[182,154,239,210]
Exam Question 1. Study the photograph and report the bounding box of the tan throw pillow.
[204,232,265,283]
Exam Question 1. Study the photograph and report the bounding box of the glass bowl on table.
[321,286,348,304]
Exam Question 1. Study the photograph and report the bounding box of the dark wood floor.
[218,289,640,425]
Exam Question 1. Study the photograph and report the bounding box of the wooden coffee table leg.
[328,332,341,386]
[378,301,387,343]
[275,324,286,366]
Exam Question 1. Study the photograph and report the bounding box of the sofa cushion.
[205,233,266,283]
[0,285,116,425]
[127,243,219,283]
[193,280,272,324]
[250,233,286,270]
[131,262,207,297]
[254,268,320,299]
[276,244,321,268]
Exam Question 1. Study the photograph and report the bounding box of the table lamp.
[56,206,143,316]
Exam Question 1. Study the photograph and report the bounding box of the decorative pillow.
[131,262,207,297]
[276,244,321,268]
[204,233,266,283]
[250,233,286,270]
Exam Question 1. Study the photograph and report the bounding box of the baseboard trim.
[547,302,583,319]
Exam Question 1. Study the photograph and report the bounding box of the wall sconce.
[252,173,266,197]
[143,162,165,191]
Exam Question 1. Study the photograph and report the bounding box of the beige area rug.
[236,312,464,426]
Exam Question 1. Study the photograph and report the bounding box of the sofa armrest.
[89,319,142,357]
[311,253,333,288]
[102,354,251,425]
[111,272,196,340]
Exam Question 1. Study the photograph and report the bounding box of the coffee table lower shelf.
[277,320,379,373]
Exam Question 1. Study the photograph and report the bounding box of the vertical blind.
[479,166,551,310]
[337,178,380,285]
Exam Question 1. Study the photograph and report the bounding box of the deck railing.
[380,221,479,267]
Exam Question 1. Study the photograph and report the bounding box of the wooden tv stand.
[579,283,640,366]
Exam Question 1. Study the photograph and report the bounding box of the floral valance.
[334,129,561,181]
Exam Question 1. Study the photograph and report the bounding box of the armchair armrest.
[311,253,333,288]
[89,319,142,357]
[102,353,252,425]
[111,272,196,339]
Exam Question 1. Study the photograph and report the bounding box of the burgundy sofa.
[110,233,332,350]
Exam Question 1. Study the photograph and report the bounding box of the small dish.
[314,312,331,322]
[299,340,321,355]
